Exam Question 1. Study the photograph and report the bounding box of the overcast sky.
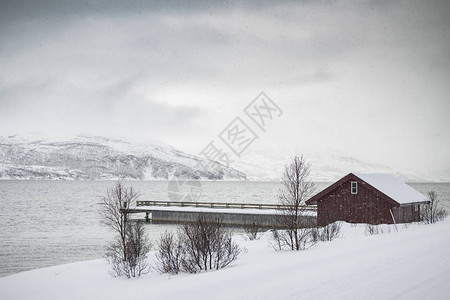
[1,0,449,179]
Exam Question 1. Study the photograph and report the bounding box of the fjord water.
[0,180,449,277]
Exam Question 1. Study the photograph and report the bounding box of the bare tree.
[277,155,316,251]
[100,181,139,261]
[422,191,447,224]
[100,181,150,277]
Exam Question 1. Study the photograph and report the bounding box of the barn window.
[351,181,358,194]
[414,204,419,212]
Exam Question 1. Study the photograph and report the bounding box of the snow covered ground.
[1,220,449,300]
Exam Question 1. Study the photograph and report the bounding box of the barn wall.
[391,204,421,223]
[317,179,397,226]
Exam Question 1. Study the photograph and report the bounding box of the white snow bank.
[1,220,449,300]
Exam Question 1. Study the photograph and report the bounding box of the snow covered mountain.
[231,149,448,182]
[0,136,247,180]
[0,135,446,182]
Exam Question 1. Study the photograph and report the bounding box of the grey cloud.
[0,0,300,25]
[0,0,449,178]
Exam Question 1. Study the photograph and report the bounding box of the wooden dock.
[125,200,317,228]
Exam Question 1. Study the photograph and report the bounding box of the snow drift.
[1,220,449,300]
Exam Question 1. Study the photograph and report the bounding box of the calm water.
[0,180,448,277]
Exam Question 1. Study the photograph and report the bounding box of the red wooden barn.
[305,173,429,226]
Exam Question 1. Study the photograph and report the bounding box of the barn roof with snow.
[353,173,428,205]
[307,173,428,206]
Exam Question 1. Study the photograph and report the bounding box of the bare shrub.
[314,222,342,242]
[271,221,341,249]
[105,236,128,277]
[156,214,242,274]
[156,231,183,274]
[271,226,317,251]
[365,224,380,235]
[270,230,283,251]
[105,221,151,278]
[421,191,447,224]
[125,221,151,277]
[364,224,391,235]
[181,214,241,272]
[436,210,447,221]
[244,220,262,240]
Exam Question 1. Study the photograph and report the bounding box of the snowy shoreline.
[1,220,449,300]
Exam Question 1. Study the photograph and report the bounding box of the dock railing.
[136,200,316,211]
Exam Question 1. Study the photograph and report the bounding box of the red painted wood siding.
[317,178,397,226]
[391,205,421,223]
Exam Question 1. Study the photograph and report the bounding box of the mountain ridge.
[0,136,447,182]
[0,136,247,181]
